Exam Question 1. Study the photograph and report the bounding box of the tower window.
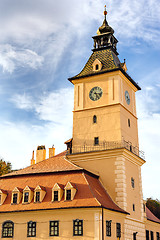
[128,119,130,127]
[54,191,58,201]
[93,115,97,123]
[133,232,138,240]
[131,177,135,188]
[143,203,146,212]
[73,219,83,236]
[106,220,111,236]
[95,64,99,70]
[50,221,59,236]
[27,221,36,237]
[116,223,121,238]
[133,204,135,211]
[94,137,99,145]
[13,193,18,204]
[66,189,71,200]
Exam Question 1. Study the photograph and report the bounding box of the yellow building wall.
[72,71,139,149]
[0,208,126,240]
[145,220,160,236]
[68,149,145,221]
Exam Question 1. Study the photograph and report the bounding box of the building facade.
[0,7,159,240]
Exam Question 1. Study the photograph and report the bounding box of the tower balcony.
[66,140,145,160]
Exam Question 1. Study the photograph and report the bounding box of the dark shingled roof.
[68,48,141,90]
[146,207,160,224]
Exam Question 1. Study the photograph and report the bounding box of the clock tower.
[67,7,146,237]
[68,6,141,154]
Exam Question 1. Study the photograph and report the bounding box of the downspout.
[102,207,104,240]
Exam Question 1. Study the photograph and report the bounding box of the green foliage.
[0,159,12,176]
[146,198,160,219]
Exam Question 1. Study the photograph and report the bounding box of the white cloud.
[0,44,43,73]
[0,120,72,169]
[11,88,74,124]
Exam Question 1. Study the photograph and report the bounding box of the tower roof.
[68,48,141,90]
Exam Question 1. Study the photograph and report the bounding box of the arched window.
[93,115,97,124]
[2,221,14,238]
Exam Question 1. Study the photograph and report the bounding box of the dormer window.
[22,186,34,204]
[64,182,77,201]
[54,191,58,201]
[11,187,23,205]
[0,189,7,205]
[66,189,71,200]
[24,192,29,203]
[52,183,64,202]
[34,185,46,203]
[13,193,18,204]
[95,64,99,70]
[92,59,102,71]
[35,192,40,202]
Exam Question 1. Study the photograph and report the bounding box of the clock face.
[89,86,103,101]
[125,90,130,105]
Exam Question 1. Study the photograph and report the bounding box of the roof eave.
[68,68,141,90]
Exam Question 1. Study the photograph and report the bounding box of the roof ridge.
[82,172,101,206]
[63,156,82,170]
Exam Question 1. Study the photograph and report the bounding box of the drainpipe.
[102,207,104,240]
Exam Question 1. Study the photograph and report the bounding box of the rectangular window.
[131,177,135,188]
[54,191,58,201]
[151,231,154,240]
[66,189,71,200]
[27,221,36,237]
[156,232,159,240]
[94,137,99,145]
[146,230,149,240]
[106,220,111,236]
[133,204,135,211]
[116,223,121,238]
[24,192,29,203]
[35,192,40,202]
[13,193,18,204]
[50,221,59,236]
[73,220,83,236]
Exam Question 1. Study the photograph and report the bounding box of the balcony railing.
[66,140,145,160]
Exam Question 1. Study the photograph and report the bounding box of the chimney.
[49,145,55,158]
[30,150,35,165]
[36,145,46,163]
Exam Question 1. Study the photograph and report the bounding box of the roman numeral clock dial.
[89,86,103,101]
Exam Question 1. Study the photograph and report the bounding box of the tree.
[0,159,12,176]
[146,198,160,220]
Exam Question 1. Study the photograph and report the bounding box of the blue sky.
[0,0,160,199]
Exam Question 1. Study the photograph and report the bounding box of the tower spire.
[92,6,118,54]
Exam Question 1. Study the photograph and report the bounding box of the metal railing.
[67,140,145,160]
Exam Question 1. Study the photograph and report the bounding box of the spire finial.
[104,5,107,20]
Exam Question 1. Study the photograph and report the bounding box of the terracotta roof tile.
[1,151,82,178]
[0,170,127,214]
[146,207,160,224]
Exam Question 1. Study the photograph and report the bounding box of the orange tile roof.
[0,153,127,214]
[1,151,82,178]
[146,207,160,224]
